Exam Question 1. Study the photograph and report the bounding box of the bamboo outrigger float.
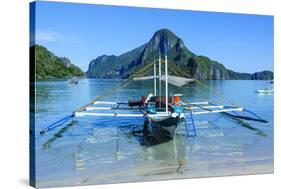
[40,51,268,142]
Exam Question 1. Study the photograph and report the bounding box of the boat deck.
[74,101,244,117]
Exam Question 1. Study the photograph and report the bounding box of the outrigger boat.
[40,52,268,142]
[256,88,274,93]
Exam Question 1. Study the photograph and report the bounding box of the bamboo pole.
[154,57,157,96]
[159,53,161,109]
[165,54,168,114]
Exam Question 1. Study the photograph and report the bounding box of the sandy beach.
[37,156,273,188]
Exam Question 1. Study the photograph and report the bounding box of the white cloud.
[36,31,65,43]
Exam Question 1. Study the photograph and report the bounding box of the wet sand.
[37,158,273,188]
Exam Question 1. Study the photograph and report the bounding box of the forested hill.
[33,45,85,79]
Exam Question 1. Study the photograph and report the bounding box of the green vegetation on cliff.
[187,56,229,80]
[34,45,85,79]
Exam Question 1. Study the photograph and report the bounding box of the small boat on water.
[40,52,268,143]
[256,88,274,93]
[68,77,79,84]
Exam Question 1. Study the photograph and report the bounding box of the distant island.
[86,28,273,80]
[33,45,85,79]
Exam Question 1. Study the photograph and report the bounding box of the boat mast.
[158,50,161,109]
[165,52,168,114]
[154,56,157,96]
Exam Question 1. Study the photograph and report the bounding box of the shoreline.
[37,158,273,188]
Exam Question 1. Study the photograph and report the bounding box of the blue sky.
[33,1,274,73]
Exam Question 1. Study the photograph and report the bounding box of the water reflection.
[67,122,194,176]
[42,120,77,149]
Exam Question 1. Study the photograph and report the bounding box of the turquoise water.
[34,79,273,187]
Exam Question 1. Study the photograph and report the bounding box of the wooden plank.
[75,112,144,117]
[93,101,117,105]
[182,102,209,105]
[185,105,224,110]
[93,101,128,105]
[192,107,244,115]
[85,106,141,111]
[86,107,112,110]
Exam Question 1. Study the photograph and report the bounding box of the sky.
[33,1,274,73]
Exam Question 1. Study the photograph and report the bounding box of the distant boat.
[270,80,273,84]
[68,77,79,84]
[256,88,274,93]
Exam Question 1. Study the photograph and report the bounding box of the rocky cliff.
[251,71,273,80]
[86,28,273,80]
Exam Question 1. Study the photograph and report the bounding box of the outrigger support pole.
[154,56,157,96]
[40,114,74,135]
[158,50,161,109]
[165,53,168,114]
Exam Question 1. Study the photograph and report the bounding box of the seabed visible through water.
[34,79,273,188]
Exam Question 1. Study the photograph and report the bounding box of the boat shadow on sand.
[116,123,177,147]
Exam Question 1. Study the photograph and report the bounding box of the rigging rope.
[167,62,182,77]
[77,57,242,112]
[76,62,155,112]
[167,59,241,107]
[41,57,245,135]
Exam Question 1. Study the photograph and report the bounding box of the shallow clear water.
[34,79,273,187]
